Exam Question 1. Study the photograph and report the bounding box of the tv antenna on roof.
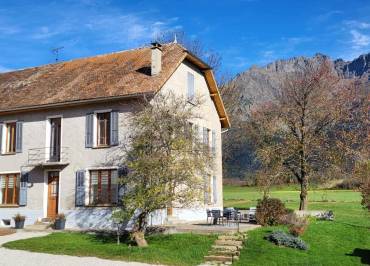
[51,46,64,62]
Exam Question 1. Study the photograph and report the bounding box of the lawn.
[224,185,370,266]
[4,232,216,266]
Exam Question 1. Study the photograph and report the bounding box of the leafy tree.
[114,93,213,246]
[247,60,365,210]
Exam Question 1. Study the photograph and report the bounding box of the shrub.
[360,180,370,211]
[288,216,309,237]
[265,231,309,250]
[13,213,26,222]
[56,213,66,220]
[256,197,286,226]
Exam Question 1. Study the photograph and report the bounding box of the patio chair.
[248,207,257,222]
[206,210,212,224]
[211,209,222,225]
[224,210,240,227]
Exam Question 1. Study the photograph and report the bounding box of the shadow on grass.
[346,248,370,264]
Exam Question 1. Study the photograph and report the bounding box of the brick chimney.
[151,42,162,76]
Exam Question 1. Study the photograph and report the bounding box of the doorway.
[47,171,59,219]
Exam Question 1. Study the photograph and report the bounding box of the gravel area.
[0,231,157,266]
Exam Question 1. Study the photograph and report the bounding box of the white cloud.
[350,29,370,48]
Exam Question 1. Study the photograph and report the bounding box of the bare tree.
[247,60,365,210]
[153,30,222,74]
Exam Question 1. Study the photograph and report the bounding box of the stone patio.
[164,221,260,234]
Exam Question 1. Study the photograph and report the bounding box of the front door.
[47,171,59,219]
[49,118,61,162]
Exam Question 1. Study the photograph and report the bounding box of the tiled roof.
[0,43,230,128]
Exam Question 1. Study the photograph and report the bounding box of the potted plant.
[13,213,26,229]
[54,213,66,230]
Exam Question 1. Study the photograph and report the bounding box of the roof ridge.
[0,42,181,75]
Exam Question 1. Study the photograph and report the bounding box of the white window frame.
[93,109,112,148]
[1,120,17,155]
[45,115,63,162]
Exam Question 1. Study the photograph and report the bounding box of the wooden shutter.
[19,172,28,206]
[85,114,94,148]
[75,170,85,206]
[117,166,128,204]
[187,72,195,101]
[15,122,23,153]
[0,123,3,154]
[110,111,119,146]
[212,130,216,155]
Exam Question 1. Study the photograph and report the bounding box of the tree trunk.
[132,231,148,247]
[299,177,308,210]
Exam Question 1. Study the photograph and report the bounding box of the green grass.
[4,233,216,266]
[224,185,370,266]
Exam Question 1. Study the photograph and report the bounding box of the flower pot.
[54,219,66,230]
[14,220,25,229]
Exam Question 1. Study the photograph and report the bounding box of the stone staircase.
[200,234,246,266]
[24,218,53,232]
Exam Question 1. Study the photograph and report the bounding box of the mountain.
[229,53,370,114]
[223,52,370,179]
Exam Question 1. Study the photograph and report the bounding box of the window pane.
[89,170,117,205]
[97,113,110,146]
[6,123,16,153]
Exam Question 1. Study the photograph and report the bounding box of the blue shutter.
[75,170,85,206]
[187,72,195,101]
[19,172,28,206]
[0,124,3,154]
[117,166,128,204]
[203,127,208,145]
[110,111,119,146]
[212,130,216,155]
[85,114,94,148]
[16,122,23,153]
[212,176,217,204]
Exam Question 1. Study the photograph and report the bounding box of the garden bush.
[256,197,286,226]
[265,231,309,250]
[288,216,309,237]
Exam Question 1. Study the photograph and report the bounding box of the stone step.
[24,224,52,232]
[212,245,238,251]
[218,235,244,241]
[208,249,240,257]
[214,239,243,247]
[204,255,233,262]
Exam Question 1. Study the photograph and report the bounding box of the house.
[0,42,230,229]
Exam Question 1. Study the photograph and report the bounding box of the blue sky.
[0,0,370,75]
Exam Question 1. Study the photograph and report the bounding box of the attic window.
[187,72,195,102]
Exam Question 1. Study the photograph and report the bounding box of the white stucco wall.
[0,60,224,229]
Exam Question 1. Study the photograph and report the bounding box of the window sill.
[93,145,111,149]
[1,152,16,156]
[0,204,19,208]
[85,204,117,207]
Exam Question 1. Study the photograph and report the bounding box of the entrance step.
[24,223,53,232]
[204,255,233,263]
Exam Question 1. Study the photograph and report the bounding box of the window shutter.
[212,130,216,155]
[85,114,94,148]
[204,176,209,205]
[187,72,195,101]
[117,166,128,204]
[19,172,28,206]
[75,170,85,206]
[16,122,23,153]
[203,127,208,145]
[0,123,3,154]
[212,176,217,204]
[110,111,119,146]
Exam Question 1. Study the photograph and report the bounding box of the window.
[89,170,117,205]
[0,173,20,205]
[203,127,210,150]
[211,130,216,155]
[97,112,110,146]
[5,122,16,153]
[187,72,195,102]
